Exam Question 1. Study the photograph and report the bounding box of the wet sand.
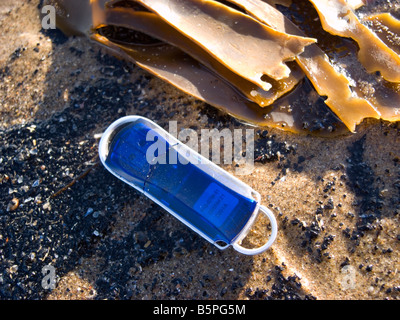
[0,0,399,300]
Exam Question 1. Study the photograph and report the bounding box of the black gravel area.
[0,51,204,299]
[345,135,384,239]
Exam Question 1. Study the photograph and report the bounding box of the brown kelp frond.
[51,0,400,135]
[363,13,400,55]
[223,0,380,131]
[135,0,316,90]
[309,0,400,83]
[91,33,282,130]
[100,7,305,108]
[92,32,344,135]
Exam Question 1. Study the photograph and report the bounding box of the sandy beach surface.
[1,0,399,300]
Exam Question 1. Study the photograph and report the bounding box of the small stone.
[9,265,18,274]
[84,208,93,217]
[7,198,19,212]
[32,179,40,187]
[43,202,51,210]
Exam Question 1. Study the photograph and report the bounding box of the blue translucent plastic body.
[105,121,257,245]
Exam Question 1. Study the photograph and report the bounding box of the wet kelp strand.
[49,0,400,135]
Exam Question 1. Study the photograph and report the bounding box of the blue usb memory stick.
[99,116,277,255]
